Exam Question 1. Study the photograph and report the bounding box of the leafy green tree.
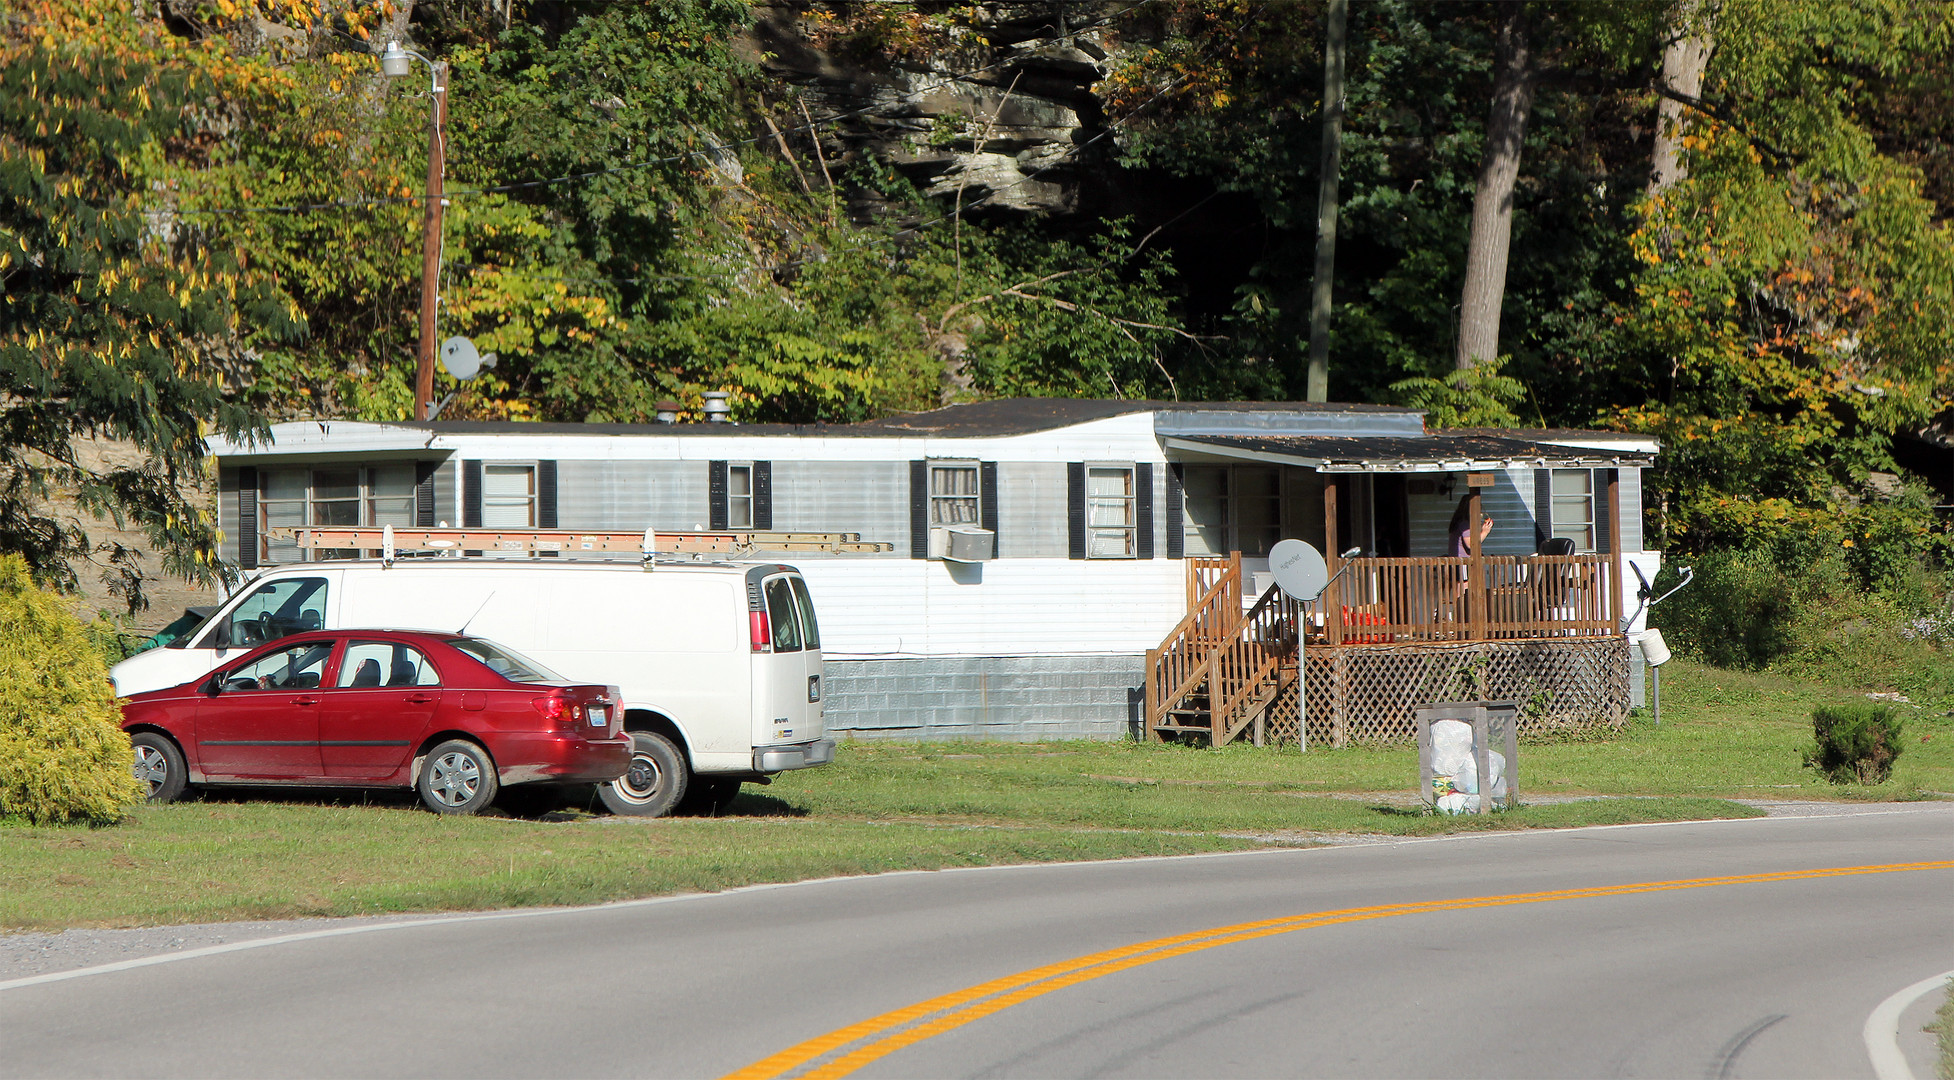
[1,25,294,602]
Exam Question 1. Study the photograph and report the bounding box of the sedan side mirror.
[204,673,226,696]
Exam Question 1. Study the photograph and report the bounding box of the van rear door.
[755,571,823,746]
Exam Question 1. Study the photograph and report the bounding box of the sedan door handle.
[403,693,438,705]
[290,696,319,706]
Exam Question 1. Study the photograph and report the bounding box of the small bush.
[1804,702,1905,785]
[0,554,143,824]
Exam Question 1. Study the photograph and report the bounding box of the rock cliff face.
[747,3,1139,218]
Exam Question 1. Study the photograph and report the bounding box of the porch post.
[1605,468,1622,630]
[1324,480,1342,646]
[1468,490,1486,641]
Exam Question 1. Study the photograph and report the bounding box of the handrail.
[1148,551,1624,745]
[1208,579,1299,742]
[1146,555,1243,734]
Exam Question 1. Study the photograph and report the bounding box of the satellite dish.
[441,336,496,380]
[1269,538,1329,601]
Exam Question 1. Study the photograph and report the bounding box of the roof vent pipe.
[702,392,731,423]
[654,401,680,424]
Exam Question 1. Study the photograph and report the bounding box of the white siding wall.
[996,461,1069,558]
[556,460,655,531]
[792,556,1186,659]
[647,460,709,531]
[771,459,908,551]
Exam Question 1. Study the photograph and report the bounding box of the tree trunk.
[1455,2,1535,371]
[1304,0,1348,403]
[1648,6,1715,195]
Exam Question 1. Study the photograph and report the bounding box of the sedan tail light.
[531,691,574,728]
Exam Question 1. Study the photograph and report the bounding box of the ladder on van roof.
[267,526,893,562]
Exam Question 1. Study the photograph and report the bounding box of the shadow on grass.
[703,793,808,818]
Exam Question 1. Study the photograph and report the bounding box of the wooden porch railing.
[1320,553,1618,645]
[1147,551,1623,745]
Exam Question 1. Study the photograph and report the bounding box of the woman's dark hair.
[1448,495,1474,532]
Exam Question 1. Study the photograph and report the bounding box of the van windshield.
[450,638,563,683]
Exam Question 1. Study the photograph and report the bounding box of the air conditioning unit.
[930,526,995,562]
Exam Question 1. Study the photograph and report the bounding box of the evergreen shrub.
[1804,702,1905,786]
[0,554,143,823]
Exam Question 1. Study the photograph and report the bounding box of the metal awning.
[1162,433,1656,473]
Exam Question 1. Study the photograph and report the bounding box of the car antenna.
[455,592,497,637]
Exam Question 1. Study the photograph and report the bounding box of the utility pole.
[1305,0,1348,403]
[414,61,448,421]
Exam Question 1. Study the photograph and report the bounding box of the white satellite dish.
[440,336,498,381]
[1269,538,1330,601]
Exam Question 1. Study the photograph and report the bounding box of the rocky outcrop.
[748,3,1135,218]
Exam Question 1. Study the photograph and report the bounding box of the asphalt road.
[4,804,1951,1079]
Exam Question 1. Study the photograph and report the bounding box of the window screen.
[1551,470,1596,551]
[929,463,980,526]
[481,465,536,528]
[1087,466,1136,558]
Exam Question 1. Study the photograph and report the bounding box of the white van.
[109,560,833,816]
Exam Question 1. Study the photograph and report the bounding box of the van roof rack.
[267,526,893,566]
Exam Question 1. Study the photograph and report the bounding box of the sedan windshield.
[450,638,563,683]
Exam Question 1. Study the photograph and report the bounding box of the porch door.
[1371,476,1410,557]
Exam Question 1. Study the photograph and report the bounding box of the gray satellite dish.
[440,336,498,381]
[1269,538,1329,601]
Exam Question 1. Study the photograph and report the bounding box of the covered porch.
[1146,430,1656,747]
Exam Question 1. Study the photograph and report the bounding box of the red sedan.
[119,629,630,815]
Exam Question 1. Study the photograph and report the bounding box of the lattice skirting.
[1259,637,1632,747]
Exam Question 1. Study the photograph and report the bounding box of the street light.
[379,41,448,422]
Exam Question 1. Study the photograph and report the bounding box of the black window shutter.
[979,460,998,557]
[462,460,482,528]
[1600,468,1615,554]
[237,467,258,569]
[753,461,773,530]
[1135,463,1155,560]
[537,460,558,528]
[1165,463,1185,560]
[909,460,929,559]
[1067,462,1087,560]
[1533,468,1553,550]
[708,460,729,531]
[415,462,437,527]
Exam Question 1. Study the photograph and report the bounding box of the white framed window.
[1551,469,1596,551]
[929,461,981,526]
[258,465,422,563]
[481,463,536,528]
[728,464,754,529]
[1182,465,1281,558]
[1087,465,1137,558]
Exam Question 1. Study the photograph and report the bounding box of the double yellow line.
[724,860,1954,1080]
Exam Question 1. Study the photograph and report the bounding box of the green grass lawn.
[2,660,1946,931]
